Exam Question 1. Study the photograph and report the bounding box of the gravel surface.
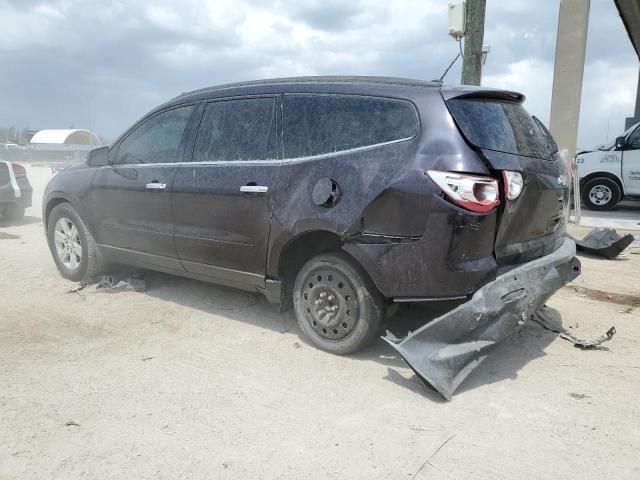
[1,166,638,479]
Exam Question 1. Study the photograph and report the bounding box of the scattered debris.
[569,392,590,400]
[66,277,98,295]
[141,356,154,361]
[569,228,635,259]
[65,421,80,427]
[534,308,616,349]
[95,272,146,293]
[0,232,19,239]
[293,342,301,349]
[410,434,456,480]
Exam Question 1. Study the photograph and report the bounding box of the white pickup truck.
[576,122,640,210]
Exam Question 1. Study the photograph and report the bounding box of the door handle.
[240,185,268,193]
[146,182,166,190]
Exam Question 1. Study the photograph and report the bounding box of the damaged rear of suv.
[43,77,580,399]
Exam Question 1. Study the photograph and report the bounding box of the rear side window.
[115,105,194,165]
[283,95,418,159]
[447,98,556,160]
[192,97,277,162]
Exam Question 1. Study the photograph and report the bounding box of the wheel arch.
[276,230,369,310]
[44,197,70,230]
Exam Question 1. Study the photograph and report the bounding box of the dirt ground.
[1,166,639,480]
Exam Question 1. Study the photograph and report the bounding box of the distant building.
[30,129,103,145]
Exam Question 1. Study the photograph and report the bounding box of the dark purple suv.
[43,77,580,398]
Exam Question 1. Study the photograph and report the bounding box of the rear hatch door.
[443,89,569,265]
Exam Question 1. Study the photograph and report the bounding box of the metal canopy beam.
[614,0,640,59]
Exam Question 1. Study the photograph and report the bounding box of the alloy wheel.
[53,217,82,271]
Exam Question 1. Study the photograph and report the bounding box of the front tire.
[47,203,104,282]
[581,177,620,211]
[293,252,384,355]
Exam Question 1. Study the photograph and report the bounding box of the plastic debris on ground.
[95,272,146,293]
[534,306,616,349]
[569,228,635,259]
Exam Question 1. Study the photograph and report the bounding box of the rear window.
[283,95,418,159]
[447,98,556,160]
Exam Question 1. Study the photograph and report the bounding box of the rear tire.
[1,204,25,221]
[47,203,104,282]
[581,177,620,211]
[293,252,384,355]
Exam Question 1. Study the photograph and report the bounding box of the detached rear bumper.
[383,237,581,400]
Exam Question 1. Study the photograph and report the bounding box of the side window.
[283,95,418,159]
[192,97,277,162]
[627,127,640,150]
[115,105,194,165]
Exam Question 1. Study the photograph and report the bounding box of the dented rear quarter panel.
[264,84,497,299]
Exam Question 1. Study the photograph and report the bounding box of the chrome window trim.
[99,136,411,169]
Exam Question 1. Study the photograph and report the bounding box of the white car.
[576,122,640,210]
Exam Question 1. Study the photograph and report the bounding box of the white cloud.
[0,0,637,145]
[483,58,554,123]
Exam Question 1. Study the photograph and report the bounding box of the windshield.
[446,97,557,160]
[600,122,639,150]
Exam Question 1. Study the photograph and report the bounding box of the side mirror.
[87,146,109,166]
[615,136,626,150]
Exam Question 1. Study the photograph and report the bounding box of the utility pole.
[461,0,486,85]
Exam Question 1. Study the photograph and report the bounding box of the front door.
[623,125,640,195]
[92,104,195,258]
[172,96,280,285]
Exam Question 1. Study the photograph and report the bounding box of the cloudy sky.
[0,0,637,147]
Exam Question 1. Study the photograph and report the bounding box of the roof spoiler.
[440,88,525,104]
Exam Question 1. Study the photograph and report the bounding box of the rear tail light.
[426,170,500,213]
[11,163,26,177]
[502,170,523,201]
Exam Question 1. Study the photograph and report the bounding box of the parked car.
[576,122,640,210]
[43,76,578,361]
[0,160,32,221]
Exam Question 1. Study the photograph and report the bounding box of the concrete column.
[549,0,590,163]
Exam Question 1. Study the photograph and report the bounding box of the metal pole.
[461,0,486,85]
[573,157,581,224]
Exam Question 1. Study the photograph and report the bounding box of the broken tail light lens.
[502,170,523,201]
[12,163,27,178]
[426,170,500,213]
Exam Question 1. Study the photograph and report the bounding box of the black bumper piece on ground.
[570,227,635,260]
[383,237,581,401]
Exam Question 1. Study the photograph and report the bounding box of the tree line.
[0,127,32,145]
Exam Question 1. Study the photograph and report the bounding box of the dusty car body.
[0,160,32,221]
[42,76,580,398]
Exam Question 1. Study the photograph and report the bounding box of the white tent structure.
[30,129,102,145]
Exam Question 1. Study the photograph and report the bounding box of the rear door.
[172,96,280,285]
[622,124,640,194]
[92,104,195,259]
[445,93,568,264]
